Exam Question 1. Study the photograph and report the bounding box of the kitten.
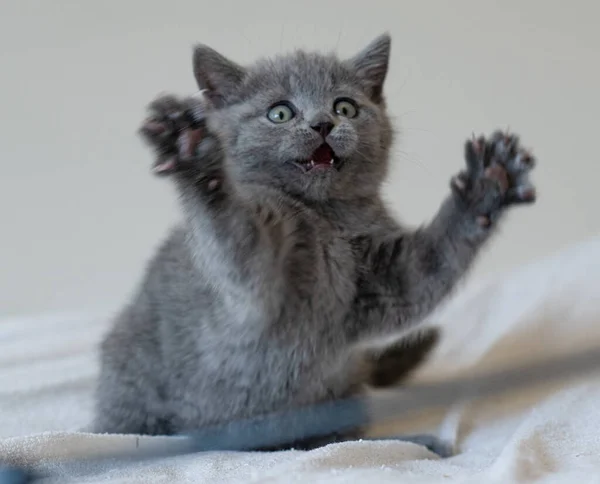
[93,34,536,455]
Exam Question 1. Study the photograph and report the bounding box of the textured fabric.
[2,235,600,483]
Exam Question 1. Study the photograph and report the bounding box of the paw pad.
[139,94,210,176]
[454,129,537,224]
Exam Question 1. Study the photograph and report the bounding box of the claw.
[464,139,484,179]
[451,174,467,194]
[207,178,221,191]
[471,132,479,151]
[185,96,209,124]
[152,157,176,175]
[473,133,486,155]
[521,186,536,201]
[476,215,491,228]
[506,185,536,204]
[522,151,535,167]
[142,120,167,135]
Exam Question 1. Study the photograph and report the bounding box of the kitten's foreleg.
[355,130,537,338]
[139,94,286,316]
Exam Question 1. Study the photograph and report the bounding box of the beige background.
[0,0,598,317]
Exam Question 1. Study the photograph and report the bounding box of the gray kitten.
[93,34,536,455]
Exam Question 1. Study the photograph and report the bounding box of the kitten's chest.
[321,237,356,297]
[290,229,357,313]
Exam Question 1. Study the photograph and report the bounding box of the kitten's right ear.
[193,44,246,106]
[347,33,391,103]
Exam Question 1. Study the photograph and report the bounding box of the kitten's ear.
[193,44,246,105]
[347,33,391,103]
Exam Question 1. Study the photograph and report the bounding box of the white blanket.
[2,235,600,483]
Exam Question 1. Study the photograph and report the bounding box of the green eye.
[334,98,358,118]
[267,102,295,123]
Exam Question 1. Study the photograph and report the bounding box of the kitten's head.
[194,34,394,201]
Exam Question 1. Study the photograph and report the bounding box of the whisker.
[401,127,435,135]
[335,24,345,52]
[393,149,434,176]
[394,110,418,119]
[394,69,412,100]
[279,23,285,50]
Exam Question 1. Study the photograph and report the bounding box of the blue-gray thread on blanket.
[2,345,600,483]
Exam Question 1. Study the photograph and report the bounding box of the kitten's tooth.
[310,160,315,167]
[329,159,334,165]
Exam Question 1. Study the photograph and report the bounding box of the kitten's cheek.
[328,137,357,159]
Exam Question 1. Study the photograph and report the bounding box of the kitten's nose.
[310,121,335,138]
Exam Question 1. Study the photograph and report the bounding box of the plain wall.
[1,0,598,317]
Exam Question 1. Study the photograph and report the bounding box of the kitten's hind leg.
[365,326,441,388]
[94,303,173,437]
[360,329,452,458]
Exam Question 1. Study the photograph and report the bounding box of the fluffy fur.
[93,34,536,453]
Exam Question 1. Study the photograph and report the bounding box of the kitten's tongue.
[312,144,333,165]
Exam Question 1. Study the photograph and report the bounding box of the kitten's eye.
[333,98,358,118]
[267,102,295,123]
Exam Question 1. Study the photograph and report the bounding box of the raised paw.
[451,130,537,227]
[138,93,209,176]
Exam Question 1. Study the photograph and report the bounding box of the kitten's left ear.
[193,44,246,106]
[347,33,391,103]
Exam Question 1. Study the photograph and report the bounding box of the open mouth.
[294,144,341,172]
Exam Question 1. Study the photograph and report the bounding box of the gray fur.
[94,34,536,451]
